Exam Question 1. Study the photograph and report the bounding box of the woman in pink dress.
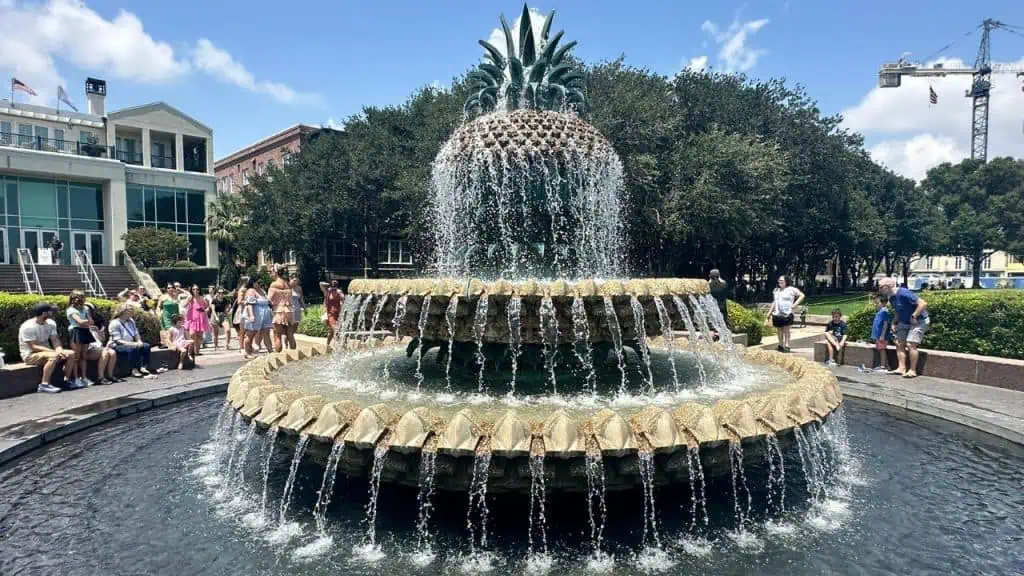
[183,284,210,356]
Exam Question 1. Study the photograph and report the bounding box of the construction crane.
[878,19,1024,162]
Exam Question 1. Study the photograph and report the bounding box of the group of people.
[18,291,164,394]
[228,266,307,359]
[819,278,929,378]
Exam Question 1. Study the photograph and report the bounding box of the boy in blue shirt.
[859,294,894,373]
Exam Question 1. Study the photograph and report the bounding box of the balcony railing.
[183,158,207,173]
[152,154,176,169]
[0,131,116,159]
[116,150,143,165]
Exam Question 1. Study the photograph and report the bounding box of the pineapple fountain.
[218,3,843,566]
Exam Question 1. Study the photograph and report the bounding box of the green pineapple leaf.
[528,58,548,83]
[478,40,506,69]
[561,71,586,87]
[468,70,498,87]
[508,56,525,86]
[540,30,564,63]
[550,41,577,66]
[500,15,516,63]
[464,95,480,114]
[540,10,555,41]
[518,5,533,64]
[546,63,573,83]
[479,63,505,83]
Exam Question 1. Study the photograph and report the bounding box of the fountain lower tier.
[226,345,842,494]
[345,277,710,345]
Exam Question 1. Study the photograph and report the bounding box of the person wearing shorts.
[18,303,77,393]
[767,276,804,353]
[878,278,929,378]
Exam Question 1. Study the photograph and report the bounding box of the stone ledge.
[0,379,228,467]
[226,342,842,492]
[0,348,181,400]
[815,341,1024,392]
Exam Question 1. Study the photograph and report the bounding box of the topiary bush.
[0,293,161,363]
[727,300,769,345]
[846,289,1024,359]
[297,304,329,338]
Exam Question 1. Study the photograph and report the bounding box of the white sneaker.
[81,377,95,387]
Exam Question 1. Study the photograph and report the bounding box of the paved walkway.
[755,325,824,349]
[830,364,1024,444]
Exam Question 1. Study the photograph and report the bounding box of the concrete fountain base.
[225,344,842,493]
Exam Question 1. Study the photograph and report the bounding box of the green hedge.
[296,304,329,338]
[150,267,220,290]
[0,293,162,363]
[726,300,772,345]
[847,289,1024,359]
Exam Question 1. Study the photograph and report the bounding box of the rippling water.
[0,397,1021,575]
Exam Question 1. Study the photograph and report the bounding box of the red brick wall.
[215,127,310,194]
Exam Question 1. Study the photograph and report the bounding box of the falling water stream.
[414,295,432,391]
[363,444,389,549]
[584,453,608,559]
[673,296,709,388]
[602,296,627,395]
[638,451,661,550]
[444,296,458,391]
[313,442,345,534]
[384,295,409,380]
[414,450,438,561]
[539,296,559,394]
[629,296,654,393]
[473,295,489,393]
[506,295,522,395]
[369,294,389,343]
[259,427,280,515]
[467,451,492,554]
[653,297,680,391]
[571,296,597,393]
[728,442,753,534]
[279,435,310,523]
[687,446,709,530]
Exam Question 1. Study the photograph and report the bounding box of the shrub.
[244,265,273,289]
[846,289,1024,359]
[150,267,220,290]
[297,304,329,338]
[0,293,161,363]
[727,300,770,345]
[122,227,188,268]
[170,260,198,268]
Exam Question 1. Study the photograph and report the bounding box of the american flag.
[929,86,938,105]
[11,78,37,96]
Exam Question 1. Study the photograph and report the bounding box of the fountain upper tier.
[347,278,709,345]
[431,109,626,279]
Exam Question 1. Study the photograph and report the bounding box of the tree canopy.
[215,57,1021,294]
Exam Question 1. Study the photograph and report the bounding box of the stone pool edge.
[0,377,229,467]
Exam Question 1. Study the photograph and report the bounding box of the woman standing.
[288,277,305,350]
[210,288,232,350]
[243,278,273,359]
[66,290,95,387]
[183,285,210,357]
[232,278,248,356]
[767,275,805,353]
[320,279,343,347]
[267,266,293,353]
[159,284,180,331]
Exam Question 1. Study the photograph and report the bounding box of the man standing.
[18,303,78,393]
[878,278,929,378]
[708,269,729,327]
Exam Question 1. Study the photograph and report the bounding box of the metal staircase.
[74,249,107,298]
[16,248,43,294]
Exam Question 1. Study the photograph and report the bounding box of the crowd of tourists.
[18,291,166,394]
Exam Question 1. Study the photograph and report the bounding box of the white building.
[0,78,217,268]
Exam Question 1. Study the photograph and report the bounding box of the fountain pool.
[1,396,1021,575]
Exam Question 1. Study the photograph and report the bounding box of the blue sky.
[2,0,1024,178]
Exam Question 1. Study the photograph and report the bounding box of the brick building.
[214,124,416,281]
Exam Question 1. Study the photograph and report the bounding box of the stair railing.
[16,248,44,295]
[75,249,107,298]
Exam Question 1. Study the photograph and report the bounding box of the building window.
[282,152,293,166]
[328,240,361,269]
[926,257,933,269]
[378,239,413,265]
[0,175,104,265]
[0,120,11,146]
[955,256,962,270]
[18,124,32,146]
[984,255,992,269]
[79,131,94,144]
[126,184,207,266]
[241,169,249,186]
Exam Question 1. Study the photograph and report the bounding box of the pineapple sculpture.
[432,4,624,280]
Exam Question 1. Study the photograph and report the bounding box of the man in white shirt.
[18,303,78,393]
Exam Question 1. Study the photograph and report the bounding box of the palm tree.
[206,194,245,275]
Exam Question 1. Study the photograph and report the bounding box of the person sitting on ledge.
[168,314,197,370]
[823,308,848,366]
[18,303,79,393]
[83,302,119,385]
[109,304,166,378]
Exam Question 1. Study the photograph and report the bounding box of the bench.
[813,341,1024,393]
[1,348,180,400]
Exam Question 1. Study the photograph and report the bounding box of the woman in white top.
[767,275,804,353]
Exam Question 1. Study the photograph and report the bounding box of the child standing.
[860,294,894,373]
[66,290,95,387]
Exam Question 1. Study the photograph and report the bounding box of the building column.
[175,133,184,172]
[206,137,214,175]
[205,191,219,268]
[142,127,151,168]
[106,177,127,264]
[105,121,115,154]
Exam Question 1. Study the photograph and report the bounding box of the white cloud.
[685,55,708,71]
[0,0,318,106]
[192,39,322,105]
[485,7,549,59]
[842,57,1024,180]
[324,117,344,130]
[694,17,770,73]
